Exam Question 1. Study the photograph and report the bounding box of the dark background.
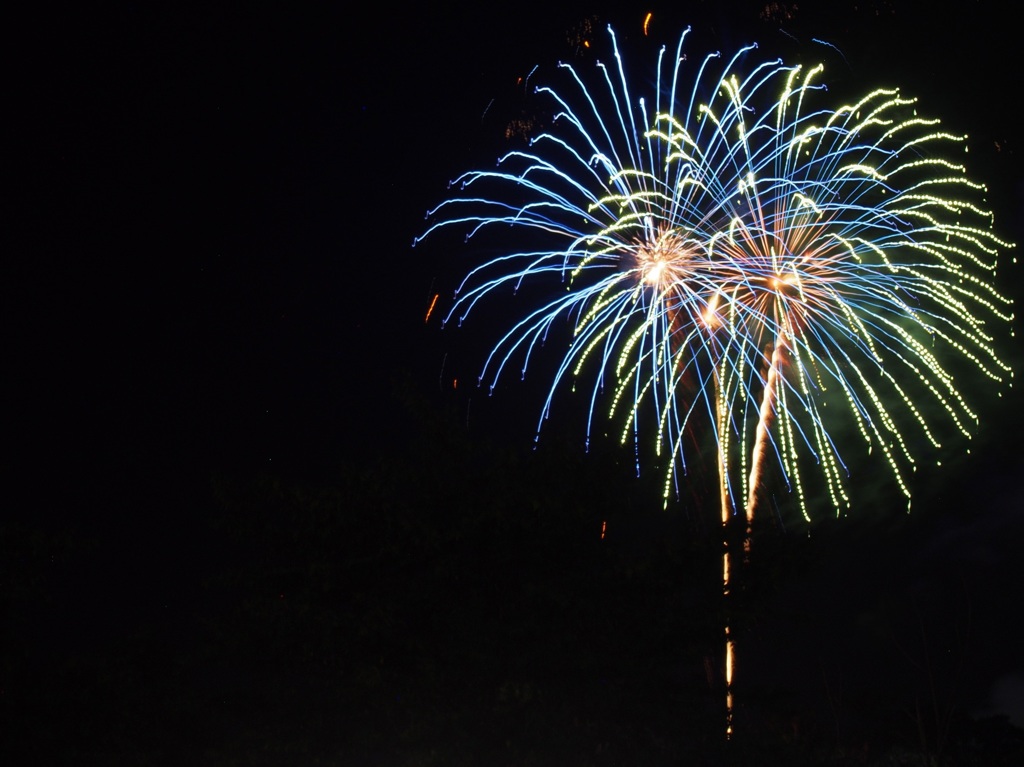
[5,0,1024,764]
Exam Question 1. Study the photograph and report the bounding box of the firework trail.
[414,23,1014,522]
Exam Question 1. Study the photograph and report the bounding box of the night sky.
[6,1,1024,764]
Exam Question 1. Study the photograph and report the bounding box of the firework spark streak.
[414,24,1014,520]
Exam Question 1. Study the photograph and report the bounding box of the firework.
[414,24,1014,520]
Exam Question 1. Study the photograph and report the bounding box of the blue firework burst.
[414,24,1013,519]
